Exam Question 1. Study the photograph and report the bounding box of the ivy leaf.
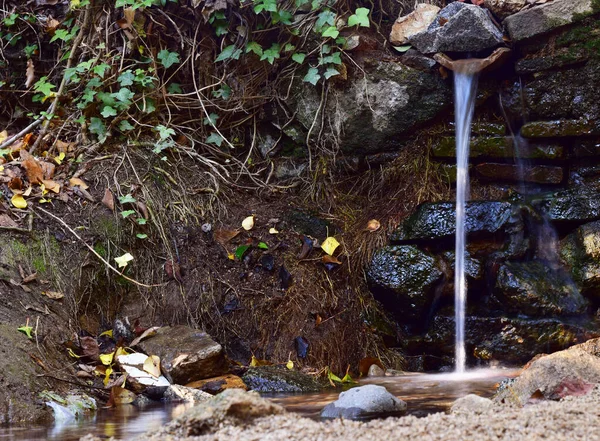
[260,44,281,64]
[157,49,180,69]
[348,7,370,27]
[235,245,251,260]
[167,82,182,94]
[93,63,110,78]
[118,70,134,86]
[121,210,136,218]
[137,218,147,225]
[206,132,223,147]
[303,67,321,85]
[321,26,339,39]
[258,242,269,250]
[272,10,293,25]
[118,194,137,204]
[323,52,342,65]
[245,41,263,57]
[113,87,135,103]
[114,252,134,268]
[33,77,55,97]
[89,117,107,142]
[119,120,134,131]
[216,45,242,62]
[283,43,295,52]
[136,233,148,239]
[18,326,33,339]
[291,53,306,64]
[315,10,335,33]
[324,67,339,79]
[100,106,117,118]
[203,113,219,126]
[155,124,175,140]
[212,84,231,100]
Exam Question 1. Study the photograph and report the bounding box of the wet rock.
[390,201,514,242]
[390,3,440,45]
[571,140,600,159]
[368,364,386,377]
[409,3,504,54]
[504,0,598,43]
[432,136,563,159]
[162,385,212,403]
[494,348,600,406]
[242,366,324,392]
[367,245,443,323]
[292,58,450,154]
[493,261,588,317]
[475,163,563,184]
[137,326,227,385]
[284,210,334,239]
[273,159,307,180]
[295,336,309,359]
[450,394,494,415]
[521,120,600,138]
[483,0,527,19]
[560,221,600,297]
[441,251,483,282]
[148,389,285,437]
[43,393,96,422]
[116,352,170,393]
[321,385,406,420]
[532,186,600,224]
[569,166,600,187]
[186,374,248,395]
[400,49,437,72]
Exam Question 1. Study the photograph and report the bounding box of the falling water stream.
[453,70,479,374]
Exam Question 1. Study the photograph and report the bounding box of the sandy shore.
[136,388,600,441]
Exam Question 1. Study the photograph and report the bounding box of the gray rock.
[532,187,600,224]
[367,364,385,377]
[493,261,588,317]
[560,221,600,297]
[409,3,504,54]
[484,0,527,19]
[390,3,440,45]
[367,245,443,323]
[400,49,437,71]
[321,385,406,420]
[292,59,450,154]
[441,250,483,282]
[242,366,324,393]
[137,326,227,385]
[451,394,494,415]
[504,0,598,42]
[162,385,213,403]
[390,201,515,242]
[494,348,600,406]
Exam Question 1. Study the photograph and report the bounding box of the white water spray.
[453,70,478,374]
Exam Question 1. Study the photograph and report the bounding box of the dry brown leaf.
[80,336,100,360]
[55,140,75,153]
[0,214,18,228]
[73,186,95,202]
[102,188,115,211]
[22,186,32,197]
[25,59,35,88]
[137,201,148,219]
[109,386,136,406]
[21,151,44,184]
[8,177,23,191]
[22,273,37,284]
[214,228,240,245]
[130,326,161,347]
[42,290,64,300]
[40,161,56,180]
[21,284,32,293]
[69,177,89,190]
[366,219,381,232]
[322,255,342,265]
[42,179,60,194]
[46,18,60,32]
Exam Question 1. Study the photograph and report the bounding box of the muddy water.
[0,368,517,441]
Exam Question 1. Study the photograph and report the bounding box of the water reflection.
[0,368,517,440]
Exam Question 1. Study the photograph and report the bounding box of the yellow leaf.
[42,179,60,194]
[67,348,81,358]
[11,194,27,209]
[40,183,48,196]
[54,152,65,165]
[367,219,381,232]
[100,352,114,366]
[143,355,161,378]
[0,130,7,143]
[23,186,32,197]
[99,329,113,338]
[286,360,294,370]
[69,177,89,190]
[227,253,235,260]
[269,227,279,234]
[115,347,129,357]
[103,367,113,386]
[242,215,254,231]
[321,237,340,256]
[114,253,134,268]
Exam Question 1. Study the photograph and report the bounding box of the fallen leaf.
[22,273,37,284]
[114,253,133,268]
[269,227,279,234]
[109,386,136,406]
[298,236,313,259]
[54,152,65,165]
[80,336,100,360]
[54,140,75,153]
[250,355,272,367]
[0,131,7,143]
[11,194,27,209]
[42,179,60,193]
[42,290,64,299]
[0,214,18,228]
[164,259,183,282]
[69,177,89,189]
[143,355,161,378]
[100,352,115,366]
[214,228,240,245]
[130,326,161,347]
[99,329,113,338]
[103,366,113,386]
[321,236,340,256]
[242,215,254,231]
[322,255,342,265]
[366,219,381,232]
[279,264,292,290]
[23,186,32,197]
[18,325,34,339]
[40,161,55,179]
[102,188,115,211]
[25,59,35,88]
[8,177,23,191]
[286,359,294,370]
[21,156,44,184]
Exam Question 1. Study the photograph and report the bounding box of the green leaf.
[392,45,412,53]
[212,84,231,100]
[203,113,219,126]
[206,132,223,147]
[119,120,135,131]
[245,41,263,56]
[258,242,268,250]
[155,124,175,140]
[323,52,342,65]
[141,97,156,114]
[291,53,306,64]
[303,67,320,85]
[113,87,135,103]
[272,10,293,25]
[314,10,335,33]
[18,325,33,339]
[119,194,137,204]
[348,7,370,27]
[341,373,357,384]
[283,43,295,52]
[33,77,55,97]
[89,117,107,141]
[136,233,148,239]
[235,245,251,260]
[216,45,242,62]
[167,82,182,94]
[100,106,117,118]
[137,218,147,225]
[253,0,277,13]
[93,63,110,78]
[157,49,180,68]
[327,369,343,383]
[260,43,281,64]
[321,26,339,39]
[324,67,339,79]
[121,210,136,218]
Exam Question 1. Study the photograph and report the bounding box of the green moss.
[93,242,107,258]
[90,214,119,242]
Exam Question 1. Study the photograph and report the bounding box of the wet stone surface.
[242,366,325,393]
[475,163,564,184]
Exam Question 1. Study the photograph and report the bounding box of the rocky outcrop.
[409,3,504,54]
[241,366,324,393]
[321,385,407,420]
[390,4,440,46]
[560,221,600,297]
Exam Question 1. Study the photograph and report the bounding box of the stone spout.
[434,47,511,75]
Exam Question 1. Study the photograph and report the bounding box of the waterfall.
[453,70,479,374]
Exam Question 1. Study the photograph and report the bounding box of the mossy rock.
[532,186,600,224]
[560,220,600,297]
[242,366,325,393]
[432,137,563,160]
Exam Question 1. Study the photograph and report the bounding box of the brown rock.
[390,4,440,46]
[483,0,527,19]
[137,326,227,385]
[186,374,248,394]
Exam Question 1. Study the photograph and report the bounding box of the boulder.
[137,326,227,385]
[162,385,212,403]
[367,245,443,323]
[241,366,323,393]
[368,364,386,377]
[115,352,170,393]
[450,394,494,415]
[504,0,599,42]
[321,385,407,420]
[432,136,563,160]
[409,3,504,54]
[146,389,285,437]
[493,261,588,317]
[441,250,483,283]
[560,221,600,297]
[186,374,248,394]
[292,58,450,154]
[390,201,515,242]
[390,3,440,45]
[494,348,600,405]
[532,187,600,225]
[475,163,563,184]
[483,0,527,19]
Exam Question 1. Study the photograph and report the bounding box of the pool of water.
[0,368,518,440]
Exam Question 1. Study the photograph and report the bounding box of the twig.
[35,206,165,289]
[0,118,43,151]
